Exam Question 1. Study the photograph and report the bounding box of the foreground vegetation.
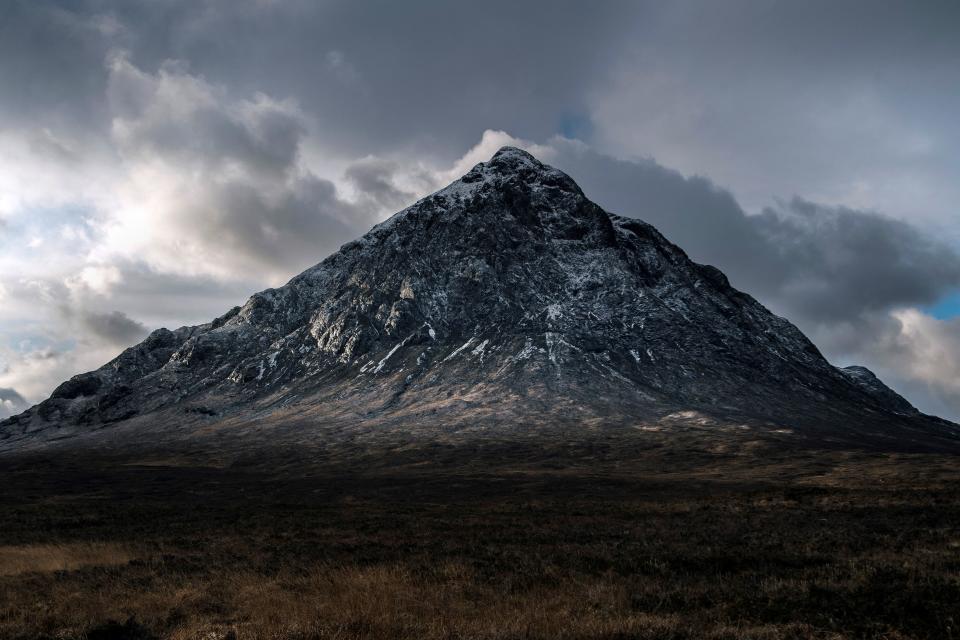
[1,446,958,639]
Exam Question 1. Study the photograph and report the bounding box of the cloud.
[74,310,149,347]
[2,0,958,229]
[0,0,643,162]
[77,260,260,328]
[107,55,305,178]
[0,3,112,128]
[324,50,362,87]
[586,2,960,229]
[0,387,28,419]
[844,310,960,417]
[752,198,960,324]
[343,157,416,211]
[66,265,123,297]
[97,54,375,283]
[164,0,641,157]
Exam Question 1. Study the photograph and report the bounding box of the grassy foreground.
[0,447,958,640]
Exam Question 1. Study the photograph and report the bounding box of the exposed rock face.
[2,147,957,451]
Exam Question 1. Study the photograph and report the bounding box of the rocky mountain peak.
[3,148,958,453]
[467,145,552,179]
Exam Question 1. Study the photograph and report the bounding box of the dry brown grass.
[167,563,688,639]
[0,448,957,639]
[0,542,134,577]
[1,558,849,640]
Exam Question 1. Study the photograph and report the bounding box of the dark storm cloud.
[4,0,957,169]
[54,299,148,347]
[5,0,957,222]
[752,199,960,323]
[76,310,149,347]
[0,2,112,128]
[0,0,643,158]
[588,1,960,221]
[154,0,643,156]
[344,158,416,212]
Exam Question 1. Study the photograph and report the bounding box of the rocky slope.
[2,147,957,452]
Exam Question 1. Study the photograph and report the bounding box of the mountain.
[2,147,958,454]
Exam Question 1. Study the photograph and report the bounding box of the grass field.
[1,442,958,640]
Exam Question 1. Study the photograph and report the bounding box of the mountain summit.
[3,147,958,452]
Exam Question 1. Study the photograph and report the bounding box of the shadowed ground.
[1,430,958,640]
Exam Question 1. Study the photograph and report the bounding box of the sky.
[1,0,959,420]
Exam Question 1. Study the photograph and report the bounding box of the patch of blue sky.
[925,292,960,320]
[557,112,593,141]
[0,203,97,247]
[2,329,77,356]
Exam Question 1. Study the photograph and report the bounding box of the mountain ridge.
[3,147,958,453]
